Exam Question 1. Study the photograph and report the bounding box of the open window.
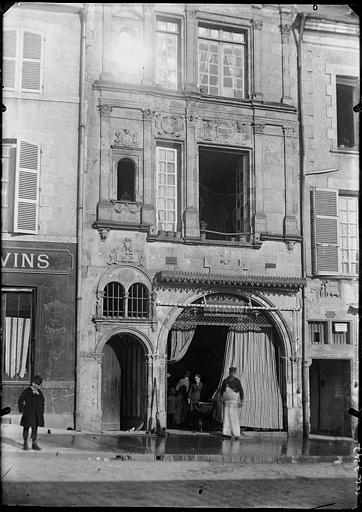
[199,147,250,241]
[336,76,359,149]
[117,158,135,201]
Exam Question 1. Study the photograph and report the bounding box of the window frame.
[155,143,181,233]
[335,75,359,150]
[308,318,353,345]
[338,192,358,276]
[197,22,248,99]
[155,16,181,90]
[3,28,44,94]
[1,287,35,384]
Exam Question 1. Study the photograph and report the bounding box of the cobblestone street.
[2,453,357,508]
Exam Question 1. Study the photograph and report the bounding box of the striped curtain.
[4,317,31,379]
[167,328,196,363]
[213,328,283,429]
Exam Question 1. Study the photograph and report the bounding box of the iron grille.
[128,283,149,318]
[103,282,125,317]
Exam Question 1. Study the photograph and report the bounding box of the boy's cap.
[33,375,43,385]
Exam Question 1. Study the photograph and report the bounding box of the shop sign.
[1,248,74,274]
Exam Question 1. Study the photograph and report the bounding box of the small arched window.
[117,158,135,201]
[128,283,149,318]
[103,282,125,317]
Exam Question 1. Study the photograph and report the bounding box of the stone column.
[100,4,113,81]
[146,353,167,430]
[280,23,293,105]
[184,105,200,238]
[141,108,156,226]
[283,124,299,235]
[251,11,263,100]
[252,121,267,233]
[76,352,104,432]
[142,3,155,87]
[185,7,199,94]
[97,104,113,220]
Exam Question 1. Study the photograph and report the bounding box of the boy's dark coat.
[18,387,45,428]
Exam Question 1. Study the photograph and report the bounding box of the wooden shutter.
[14,141,40,233]
[311,188,339,275]
[21,31,43,92]
[3,30,17,90]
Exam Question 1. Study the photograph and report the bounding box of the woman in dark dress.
[18,375,45,450]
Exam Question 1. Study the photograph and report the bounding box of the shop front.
[1,241,76,429]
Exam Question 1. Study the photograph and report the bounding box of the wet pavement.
[6,429,355,462]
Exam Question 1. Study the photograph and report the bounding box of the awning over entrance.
[155,271,306,290]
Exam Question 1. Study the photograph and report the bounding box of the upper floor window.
[3,29,43,93]
[336,76,359,150]
[339,195,358,275]
[198,25,247,98]
[156,18,180,90]
[156,146,178,232]
[1,139,40,234]
[311,189,358,276]
[117,158,135,201]
[128,283,149,318]
[103,282,125,317]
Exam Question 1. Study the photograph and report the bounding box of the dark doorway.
[309,359,352,437]
[167,325,228,401]
[101,334,146,431]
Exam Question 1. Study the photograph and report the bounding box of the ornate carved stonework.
[319,280,340,298]
[114,128,138,147]
[107,238,145,267]
[280,23,292,40]
[252,122,265,134]
[148,224,158,236]
[198,118,250,144]
[98,227,110,242]
[97,104,113,116]
[204,254,249,275]
[252,18,263,30]
[154,113,185,138]
[283,124,296,137]
[141,108,156,120]
[111,201,142,214]
[285,240,296,253]
[80,351,103,364]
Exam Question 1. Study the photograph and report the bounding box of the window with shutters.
[336,76,359,150]
[14,141,40,234]
[156,18,180,90]
[311,189,339,276]
[1,139,17,232]
[338,195,358,275]
[332,322,350,345]
[198,24,247,99]
[156,145,179,232]
[1,288,35,383]
[311,189,358,276]
[3,29,43,93]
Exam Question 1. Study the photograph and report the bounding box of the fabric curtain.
[213,328,283,429]
[168,328,196,363]
[5,317,31,379]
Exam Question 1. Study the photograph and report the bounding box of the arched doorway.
[166,293,287,431]
[101,333,147,431]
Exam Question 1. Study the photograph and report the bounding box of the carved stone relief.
[114,129,138,147]
[154,113,185,138]
[111,118,143,148]
[111,201,142,214]
[197,118,251,145]
[107,238,145,267]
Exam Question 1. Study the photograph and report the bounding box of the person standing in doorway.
[221,367,243,440]
[175,371,191,393]
[167,387,177,428]
[18,375,45,451]
[188,373,203,431]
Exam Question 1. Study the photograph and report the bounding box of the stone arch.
[156,289,294,360]
[97,264,152,300]
[95,325,154,355]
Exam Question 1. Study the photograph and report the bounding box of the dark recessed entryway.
[101,334,146,431]
[309,359,352,437]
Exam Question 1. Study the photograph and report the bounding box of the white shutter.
[21,31,43,92]
[3,30,17,90]
[311,188,339,275]
[14,141,40,233]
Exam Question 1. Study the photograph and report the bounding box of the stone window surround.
[325,62,359,153]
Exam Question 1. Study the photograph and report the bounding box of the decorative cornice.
[154,271,306,290]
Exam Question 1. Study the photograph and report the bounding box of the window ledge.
[330,147,359,155]
[308,274,358,280]
[146,232,262,249]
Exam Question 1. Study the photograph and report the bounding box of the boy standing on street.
[18,375,45,451]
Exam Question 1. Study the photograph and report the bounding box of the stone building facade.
[77,3,307,434]
[1,2,82,428]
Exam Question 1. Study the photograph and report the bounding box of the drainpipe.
[75,3,87,430]
[292,12,309,438]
